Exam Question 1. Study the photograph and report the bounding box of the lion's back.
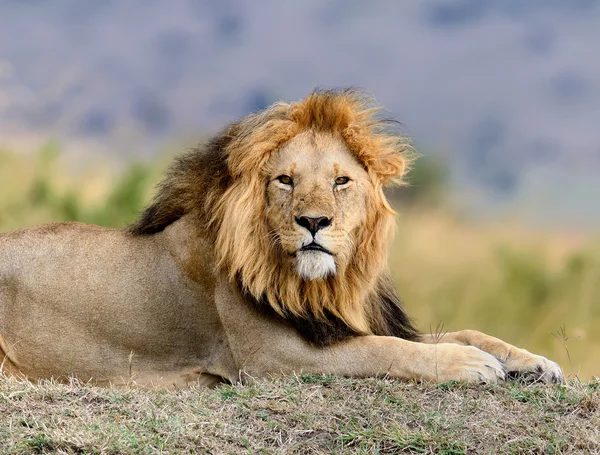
[0,222,120,277]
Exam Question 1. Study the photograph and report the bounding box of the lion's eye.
[277,175,293,186]
[334,176,350,186]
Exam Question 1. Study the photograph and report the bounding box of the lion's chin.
[295,251,336,281]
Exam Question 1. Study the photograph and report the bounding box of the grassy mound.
[0,375,598,454]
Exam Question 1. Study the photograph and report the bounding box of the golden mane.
[130,88,418,345]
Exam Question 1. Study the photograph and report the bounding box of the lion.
[0,89,562,388]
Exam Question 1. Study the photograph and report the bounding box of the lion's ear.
[342,111,415,187]
[371,119,416,187]
[376,144,414,187]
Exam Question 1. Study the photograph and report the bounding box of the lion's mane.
[130,88,419,345]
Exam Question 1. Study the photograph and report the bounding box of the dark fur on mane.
[245,275,418,346]
[368,275,419,341]
[128,126,236,236]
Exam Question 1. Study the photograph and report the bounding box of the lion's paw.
[432,344,506,384]
[504,351,563,384]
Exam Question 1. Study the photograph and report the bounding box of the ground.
[0,374,598,454]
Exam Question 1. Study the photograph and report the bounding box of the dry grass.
[1,374,599,454]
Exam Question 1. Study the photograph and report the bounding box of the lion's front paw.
[504,351,563,384]
[431,344,506,384]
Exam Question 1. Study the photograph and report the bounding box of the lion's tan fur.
[0,89,562,387]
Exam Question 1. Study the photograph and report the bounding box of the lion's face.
[265,131,369,281]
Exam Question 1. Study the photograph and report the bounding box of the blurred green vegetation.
[0,144,156,230]
[0,145,599,379]
[389,153,449,207]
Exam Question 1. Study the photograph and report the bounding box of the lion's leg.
[419,330,563,383]
[283,334,507,384]
[214,282,505,384]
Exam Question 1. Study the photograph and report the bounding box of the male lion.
[0,89,562,387]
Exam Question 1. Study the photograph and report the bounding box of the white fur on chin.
[295,251,336,280]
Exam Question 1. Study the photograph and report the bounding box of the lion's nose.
[295,216,333,236]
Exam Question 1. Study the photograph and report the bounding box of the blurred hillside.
[1,1,599,224]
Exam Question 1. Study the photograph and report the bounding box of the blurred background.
[0,1,598,379]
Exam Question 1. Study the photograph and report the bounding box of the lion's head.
[130,88,418,344]
[264,130,370,281]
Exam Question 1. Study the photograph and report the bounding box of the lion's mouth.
[299,242,332,255]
